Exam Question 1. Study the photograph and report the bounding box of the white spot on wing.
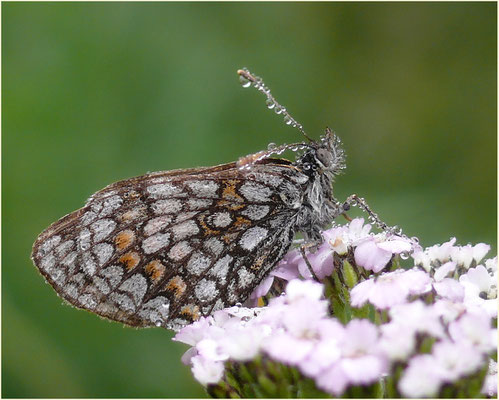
[91,219,116,242]
[81,211,98,226]
[253,172,283,187]
[203,237,224,256]
[211,212,232,228]
[110,292,135,312]
[210,254,232,284]
[186,252,211,275]
[142,232,171,254]
[152,199,183,214]
[239,182,272,202]
[99,195,123,217]
[55,240,74,258]
[171,220,199,240]
[241,205,270,220]
[81,253,97,276]
[93,276,111,294]
[143,215,173,236]
[138,297,170,326]
[38,235,61,257]
[78,228,92,251]
[61,251,77,274]
[237,268,255,288]
[93,243,114,266]
[168,241,193,261]
[147,183,185,198]
[119,274,148,304]
[195,279,217,302]
[100,265,123,288]
[239,226,268,251]
[186,180,219,198]
[40,254,56,272]
[187,198,213,210]
[79,294,97,310]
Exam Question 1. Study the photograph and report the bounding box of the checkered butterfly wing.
[32,159,309,330]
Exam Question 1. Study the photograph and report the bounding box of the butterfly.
[31,68,381,331]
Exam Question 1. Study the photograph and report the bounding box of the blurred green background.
[3,2,496,398]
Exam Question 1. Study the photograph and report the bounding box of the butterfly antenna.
[237,68,314,142]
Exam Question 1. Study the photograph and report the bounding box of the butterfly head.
[297,128,345,179]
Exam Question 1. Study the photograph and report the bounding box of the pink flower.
[433,261,457,281]
[336,319,387,384]
[459,265,498,318]
[285,279,324,302]
[295,243,334,280]
[432,340,485,382]
[190,355,225,386]
[433,278,465,302]
[398,354,445,397]
[262,333,314,364]
[354,239,392,273]
[315,363,349,395]
[379,322,416,361]
[448,311,496,354]
[354,236,412,273]
[298,337,342,377]
[350,268,431,309]
[472,243,491,264]
[389,300,445,338]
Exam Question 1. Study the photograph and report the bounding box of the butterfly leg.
[299,245,320,282]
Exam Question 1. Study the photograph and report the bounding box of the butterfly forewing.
[32,159,309,330]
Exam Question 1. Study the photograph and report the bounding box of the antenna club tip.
[236,69,246,76]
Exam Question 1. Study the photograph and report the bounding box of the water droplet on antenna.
[239,75,251,88]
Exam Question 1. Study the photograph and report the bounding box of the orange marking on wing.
[114,229,135,250]
[144,260,166,283]
[180,304,200,321]
[217,199,245,211]
[164,275,187,299]
[222,179,243,202]
[233,216,251,228]
[222,232,240,244]
[250,255,266,271]
[198,214,220,236]
[119,206,147,223]
[119,251,141,271]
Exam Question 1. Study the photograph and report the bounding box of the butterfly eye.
[316,148,334,168]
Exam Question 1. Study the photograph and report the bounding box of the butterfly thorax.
[293,132,345,243]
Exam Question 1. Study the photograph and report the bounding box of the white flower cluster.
[174,219,497,397]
